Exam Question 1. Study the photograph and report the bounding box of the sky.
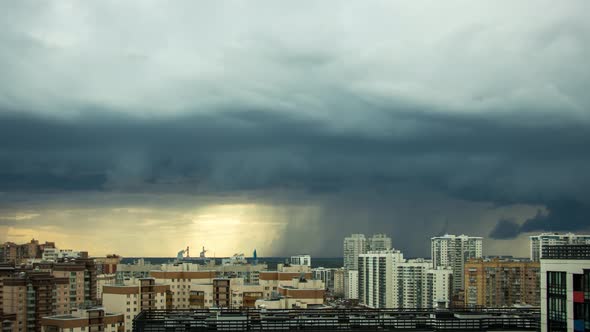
[1,1,589,257]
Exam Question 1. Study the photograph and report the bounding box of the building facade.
[464,258,540,308]
[368,234,392,251]
[530,233,590,262]
[540,245,590,332]
[290,255,311,267]
[41,307,124,332]
[343,234,367,271]
[395,259,452,309]
[51,259,98,310]
[347,270,358,300]
[2,272,70,332]
[359,251,452,309]
[333,269,345,298]
[311,267,333,290]
[358,250,405,308]
[102,278,170,332]
[431,234,483,294]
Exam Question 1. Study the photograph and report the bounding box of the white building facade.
[431,234,482,293]
[347,270,359,300]
[290,255,311,267]
[368,234,392,251]
[540,245,590,332]
[343,234,367,271]
[530,232,590,262]
[358,250,405,308]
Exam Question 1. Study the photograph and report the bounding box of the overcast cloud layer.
[1,1,589,256]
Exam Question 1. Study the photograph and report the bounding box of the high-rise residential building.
[102,278,170,332]
[347,270,359,300]
[530,232,590,262]
[333,269,345,298]
[343,234,367,271]
[431,234,483,293]
[464,258,540,308]
[3,271,70,332]
[358,250,405,308]
[541,244,590,332]
[368,234,392,251]
[395,259,453,309]
[41,307,125,332]
[290,255,311,267]
[359,250,452,309]
[51,259,98,309]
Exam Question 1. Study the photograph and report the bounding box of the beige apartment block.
[189,278,264,309]
[41,307,124,332]
[464,258,540,308]
[102,278,169,332]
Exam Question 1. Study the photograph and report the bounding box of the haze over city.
[1,1,589,258]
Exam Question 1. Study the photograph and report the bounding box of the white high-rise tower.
[431,234,482,293]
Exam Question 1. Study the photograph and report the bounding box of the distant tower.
[253,249,258,265]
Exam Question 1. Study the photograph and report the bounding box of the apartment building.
[102,278,169,332]
[540,245,590,332]
[530,232,590,262]
[359,251,452,309]
[290,255,311,267]
[150,269,215,309]
[41,307,124,332]
[93,256,122,275]
[333,268,345,298]
[258,271,313,299]
[311,267,333,290]
[368,234,392,251]
[115,259,161,284]
[1,240,56,264]
[51,259,98,310]
[255,276,325,309]
[96,275,117,301]
[343,234,367,271]
[347,270,358,300]
[431,234,483,294]
[464,258,540,308]
[395,259,452,309]
[358,250,405,308]
[189,277,264,309]
[2,272,70,332]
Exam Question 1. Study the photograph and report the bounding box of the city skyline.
[1,1,590,257]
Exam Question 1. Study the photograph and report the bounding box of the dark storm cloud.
[489,219,521,239]
[489,200,590,239]
[1,107,590,205]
